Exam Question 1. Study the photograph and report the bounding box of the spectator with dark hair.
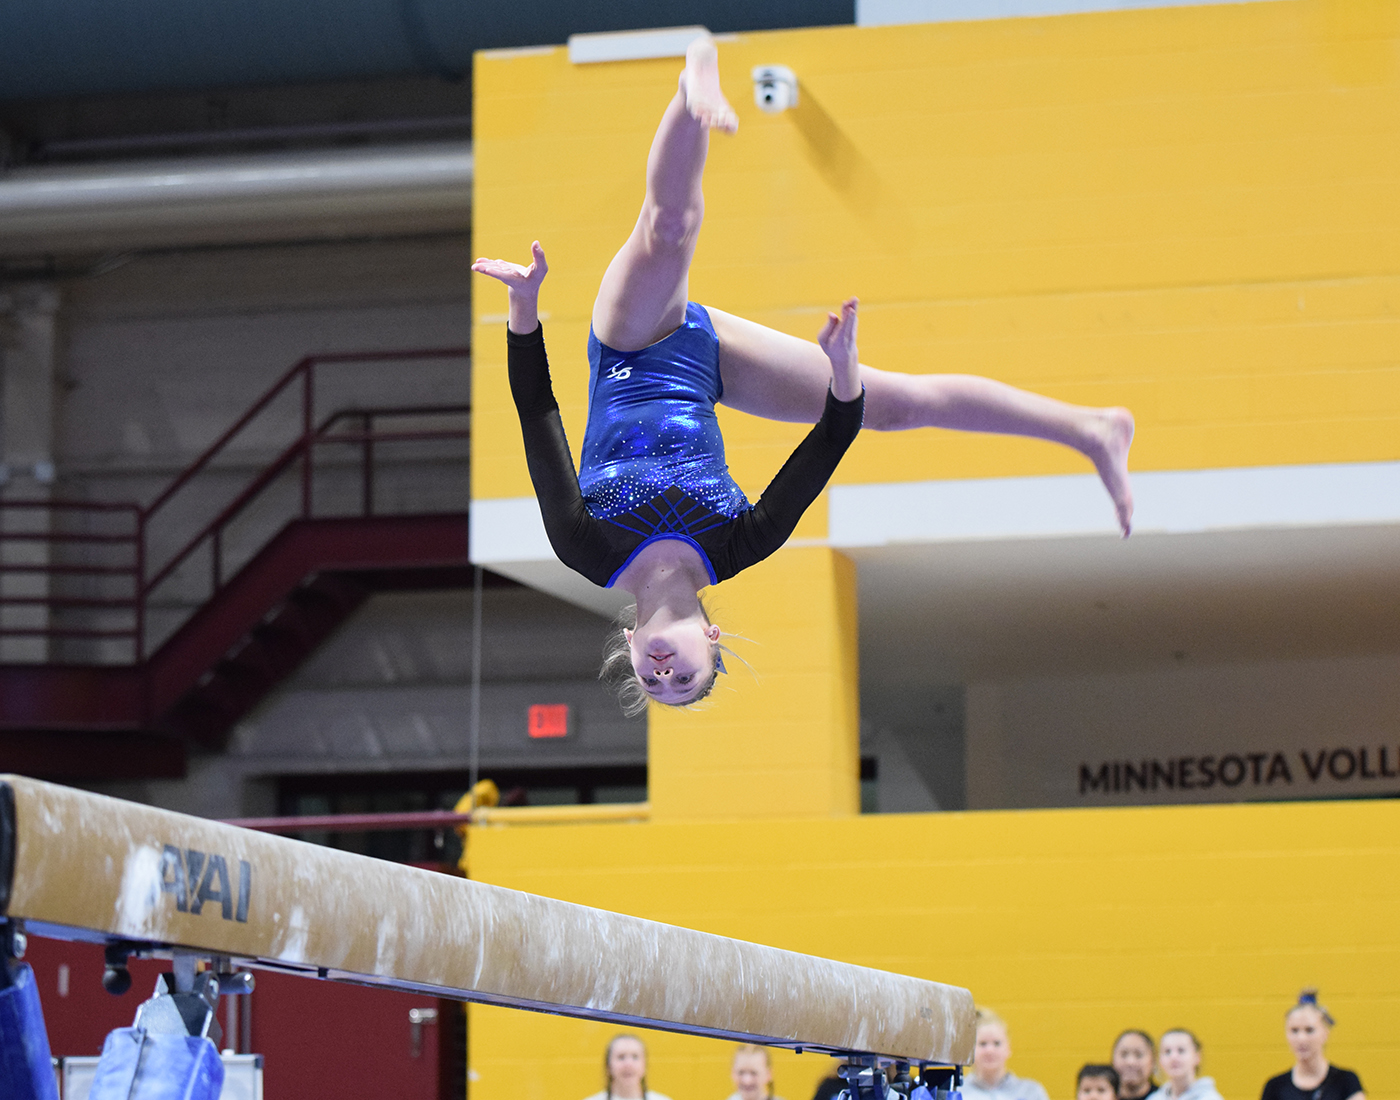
[1080,1066,1123,1100]
[1261,990,1364,1100]
[1149,1030,1222,1100]
[961,1009,1050,1100]
[1113,1031,1157,1100]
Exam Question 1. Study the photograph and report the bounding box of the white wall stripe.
[568,26,710,65]
[855,0,1282,28]
[828,462,1400,547]
[470,496,552,563]
[474,461,1400,563]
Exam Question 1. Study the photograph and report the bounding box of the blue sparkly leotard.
[580,303,749,521]
[506,318,863,590]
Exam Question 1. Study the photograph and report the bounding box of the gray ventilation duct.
[0,1,853,101]
[0,143,471,256]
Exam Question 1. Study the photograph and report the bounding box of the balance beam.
[0,775,974,1064]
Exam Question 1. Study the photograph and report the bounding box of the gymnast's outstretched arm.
[476,244,615,587]
[718,387,864,580]
[715,302,865,580]
[502,327,612,587]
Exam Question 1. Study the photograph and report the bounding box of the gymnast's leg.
[709,306,1137,536]
[591,34,737,352]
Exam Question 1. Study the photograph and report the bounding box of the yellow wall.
[649,547,860,821]
[470,0,1400,801]
[469,6,1400,1099]
[468,798,1400,1100]
[472,0,1400,508]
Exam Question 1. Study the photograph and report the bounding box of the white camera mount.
[752,65,798,113]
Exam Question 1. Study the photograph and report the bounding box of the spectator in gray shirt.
[961,1009,1051,1100]
[1148,1029,1223,1100]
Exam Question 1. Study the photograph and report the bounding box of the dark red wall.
[247,968,443,1099]
[23,937,169,1057]
[23,936,454,1099]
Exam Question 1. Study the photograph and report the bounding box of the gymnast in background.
[474,33,1135,713]
[581,1035,672,1100]
[1261,991,1364,1100]
[726,1045,782,1100]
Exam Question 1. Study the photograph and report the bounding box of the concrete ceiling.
[0,1,853,103]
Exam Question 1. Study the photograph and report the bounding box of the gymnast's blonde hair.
[975,1007,1008,1036]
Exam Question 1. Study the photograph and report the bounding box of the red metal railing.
[0,499,142,644]
[0,347,470,664]
[225,809,473,834]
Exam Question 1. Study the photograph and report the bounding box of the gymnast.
[472,33,1135,712]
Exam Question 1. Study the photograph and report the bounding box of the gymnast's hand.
[818,297,862,403]
[472,241,548,334]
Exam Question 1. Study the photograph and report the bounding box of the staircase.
[0,346,472,779]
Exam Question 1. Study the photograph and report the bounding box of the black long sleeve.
[507,324,863,589]
[712,387,864,580]
[506,325,615,586]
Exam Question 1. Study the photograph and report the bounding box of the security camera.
[752,65,798,114]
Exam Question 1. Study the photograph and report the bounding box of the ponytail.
[1288,988,1335,1027]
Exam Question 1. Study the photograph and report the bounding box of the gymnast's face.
[625,616,721,705]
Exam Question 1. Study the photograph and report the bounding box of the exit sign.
[527,704,570,739]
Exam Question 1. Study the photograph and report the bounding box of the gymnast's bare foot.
[682,36,738,133]
[1086,407,1136,537]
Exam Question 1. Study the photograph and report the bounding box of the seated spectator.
[1260,990,1364,1100]
[1113,1031,1157,1100]
[961,1008,1050,1100]
[581,1034,672,1100]
[727,1045,782,1100]
[1149,1030,1222,1100]
[1079,1065,1123,1100]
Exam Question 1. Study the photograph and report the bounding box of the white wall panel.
[966,651,1400,809]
